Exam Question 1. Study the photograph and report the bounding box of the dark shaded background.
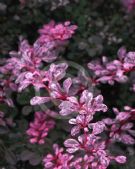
[0,0,135,168]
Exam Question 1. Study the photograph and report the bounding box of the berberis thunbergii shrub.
[0,0,135,169]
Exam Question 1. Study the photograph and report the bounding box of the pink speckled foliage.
[1,21,135,169]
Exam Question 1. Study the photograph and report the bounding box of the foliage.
[0,0,135,169]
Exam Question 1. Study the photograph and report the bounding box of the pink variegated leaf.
[121,134,135,144]
[64,139,79,148]
[89,121,106,135]
[30,96,50,105]
[63,78,72,94]
[71,126,80,136]
[115,156,126,164]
